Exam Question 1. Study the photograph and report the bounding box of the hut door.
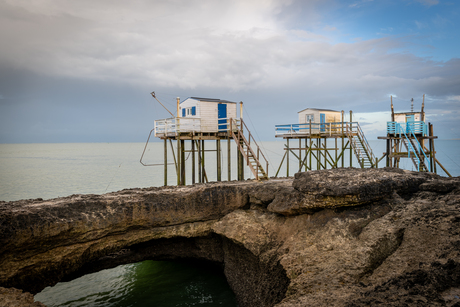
[406,114,415,133]
[218,103,227,130]
[320,113,326,132]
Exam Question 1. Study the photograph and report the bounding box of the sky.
[0,0,459,143]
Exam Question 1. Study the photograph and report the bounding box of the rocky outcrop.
[0,287,46,307]
[0,167,459,307]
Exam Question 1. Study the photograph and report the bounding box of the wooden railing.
[228,118,269,180]
[154,117,201,136]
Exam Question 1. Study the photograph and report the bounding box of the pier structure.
[141,95,269,186]
[274,108,379,177]
[377,95,451,177]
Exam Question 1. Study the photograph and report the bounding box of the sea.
[0,140,459,307]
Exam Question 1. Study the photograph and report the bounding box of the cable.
[243,105,276,173]
[437,147,460,168]
[104,162,122,193]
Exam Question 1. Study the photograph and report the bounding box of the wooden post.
[238,139,244,180]
[309,120,312,170]
[391,96,394,122]
[299,138,302,171]
[176,138,181,186]
[430,124,437,174]
[341,111,344,168]
[421,94,426,149]
[180,140,185,185]
[197,140,202,183]
[217,139,221,181]
[286,138,290,176]
[191,139,195,184]
[227,137,231,181]
[323,138,327,169]
[305,138,308,171]
[176,99,181,186]
[164,138,168,186]
[335,137,338,168]
[316,138,320,170]
[201,140,205,183]
[386,138,390,167]
[349,110,353,167]
[177,97,180,118]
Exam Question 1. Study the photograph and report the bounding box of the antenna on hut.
[411,98,414,113]
[151,91,174,117]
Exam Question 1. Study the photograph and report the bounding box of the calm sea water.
[0,140,458,306]
[35,260,237,307]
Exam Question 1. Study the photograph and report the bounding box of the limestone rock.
[0,168,459,307]
[0,287,46,307]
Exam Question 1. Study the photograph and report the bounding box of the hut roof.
[184,97,237,104]
[298,108,340,113]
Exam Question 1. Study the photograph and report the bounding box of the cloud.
[0,0,459,142]
[348,0,374,8]
[414,0,439,6]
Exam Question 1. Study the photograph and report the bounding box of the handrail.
[228,118,269,180]
[240,118,269,174]
[393,122,430,171]
[275,121,344,136]
[355,122,374,161]
[387,121,427,136]
[344,122,376,168]
[154,117,202,136]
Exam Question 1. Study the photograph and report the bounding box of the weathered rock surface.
[0,167,459,306]
[0,287,46,307]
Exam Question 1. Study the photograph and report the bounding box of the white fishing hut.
[298,108,342,125]
[143,93,269,186]
[178,97,238,133]
[274,107,378,176]
[378,95,451,176]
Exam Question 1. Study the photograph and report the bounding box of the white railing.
[275,122,343,136]
[154,117,202,136]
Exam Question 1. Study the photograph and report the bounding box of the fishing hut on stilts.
[274,108,379,177]
[141,93,269,185]
[378,95,451,177]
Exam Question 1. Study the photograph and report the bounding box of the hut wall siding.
[178,98,238,132]
[200,101,218,132]
[394,113,422,123]
[298,109,341,124]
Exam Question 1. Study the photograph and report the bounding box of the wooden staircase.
[400,135,429,172]
[345,122,376,168]
[229,118,269,180]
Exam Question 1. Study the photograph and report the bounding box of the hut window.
[306,114,314,123]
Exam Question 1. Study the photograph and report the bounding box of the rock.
[0,168,459,307]
[268,168,435,215]
[0,287,46,307]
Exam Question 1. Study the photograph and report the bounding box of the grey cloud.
[1,0,459,142]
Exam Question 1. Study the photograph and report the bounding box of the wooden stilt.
[201,140,205,183]
[227,137,231,181]
[164,138,168,186]
[197,140,202,183]
[176,138,181,186]
[286,138,290,176]
[180,140,185,185]
[349,111,353,168]
[217,139,221,181]
[191,139,195,184]
[299,138,302,171]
